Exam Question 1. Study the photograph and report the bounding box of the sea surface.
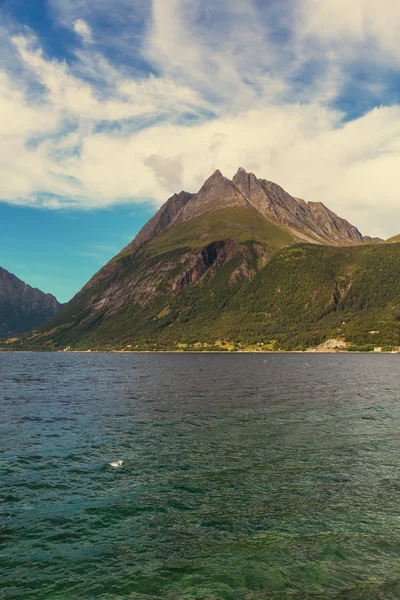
[1,353,400,599]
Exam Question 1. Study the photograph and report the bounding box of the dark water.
[1,353,400,600]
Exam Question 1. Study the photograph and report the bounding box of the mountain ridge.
[129,168,381,251]
[0,267,63,338]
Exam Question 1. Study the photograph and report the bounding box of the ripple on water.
[1,352,400,599]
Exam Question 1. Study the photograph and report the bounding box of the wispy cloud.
[1,0,400,235]
[73,19,93,46]
[75,242,122,265]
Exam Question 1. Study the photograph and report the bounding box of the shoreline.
[1,349,399,355]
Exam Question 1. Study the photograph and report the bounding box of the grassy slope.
[228,242,400,350]
[130,241,400,351]
[385,234,400,243]
[7,209,400,352]
[106,242,400,352]
[118,206,296,259]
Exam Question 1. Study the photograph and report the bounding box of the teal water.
[1,353,400,599]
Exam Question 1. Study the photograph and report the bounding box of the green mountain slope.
[125,206,295,258]
[10,235,400,353]
[6,168,396,352]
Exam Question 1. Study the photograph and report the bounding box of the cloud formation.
[1,0,400,236]
[73,19,93,45]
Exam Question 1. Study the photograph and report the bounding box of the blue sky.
[0,202,153,302]
[2,0,400,301]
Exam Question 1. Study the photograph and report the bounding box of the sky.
[2,0,400,301]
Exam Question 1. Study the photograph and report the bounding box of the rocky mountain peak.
[172,168,249,225]
[233,167,250,179]
[130,167,380,251]
[198,169,228,192]
[233,166,255,185]
[232,168,267,207]
[210,168,224,178]
[231,170,375,246]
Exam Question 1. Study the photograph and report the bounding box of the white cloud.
[144,155,184,188]
[73,19,93,45]
[144,0,282,110]
[1,1,400,236]
[297,0,400,64]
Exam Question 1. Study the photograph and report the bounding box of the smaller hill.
[385,234,400,243]
[0,267,63,339]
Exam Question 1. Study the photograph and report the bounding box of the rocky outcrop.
[307,202,364,245]
[172,241,232,293]
[233,168,313,236]
[253,243,269,266]
[230,260,252,286]
[0,267,62,338]
[175,170,249,224]
[128,190,194,250]
[233,167,374,246]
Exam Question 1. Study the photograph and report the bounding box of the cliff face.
[0,267,62,338]
[232,168,372,246]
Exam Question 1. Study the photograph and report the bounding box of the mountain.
[9,167,399,353]
[0,267,62,339]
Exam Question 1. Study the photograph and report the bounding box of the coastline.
[1,349,399,354]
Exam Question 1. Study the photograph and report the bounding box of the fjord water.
[1,354,400,600]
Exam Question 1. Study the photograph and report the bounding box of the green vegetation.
[9,236,400,353]
[118,207,296,260]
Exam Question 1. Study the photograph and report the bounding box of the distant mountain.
[0,267,62,339]
[13,167,400,353]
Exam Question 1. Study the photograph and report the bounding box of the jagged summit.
[176,169,249,224]
[131,167,378,249]
[232,168,261,201]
